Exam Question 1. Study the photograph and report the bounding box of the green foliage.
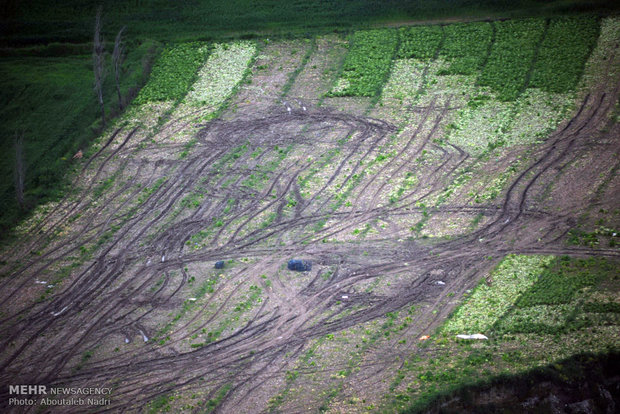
[134,42,208,104]
[582,301,620,313]
[568,225,619,247]
[396,26,443,59]
[180,191,203,209]
[530,16,599,93]
[479,18,545,100]
[439,22,493,75]
[329,29,398,97]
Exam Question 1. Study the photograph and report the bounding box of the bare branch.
[113,26,126,111]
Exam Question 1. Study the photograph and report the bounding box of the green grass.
[4,1,617,44]
[0,39,159,238]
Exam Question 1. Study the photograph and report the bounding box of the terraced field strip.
[0,17,618,414]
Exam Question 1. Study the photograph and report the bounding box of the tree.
[14,131,26,210]
[93,5,106,128]
[113,26,126,111]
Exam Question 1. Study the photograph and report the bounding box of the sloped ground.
[0,17,618,414]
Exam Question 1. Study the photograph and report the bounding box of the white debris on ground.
[456,334,488,340]
[51,306,68,317]
[435,281,445,285]
[341,295,349,299]
[139,330,149,342]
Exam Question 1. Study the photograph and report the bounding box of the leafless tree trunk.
[93,5,106,128]
[14,131,25,210]
[113,26,126,111]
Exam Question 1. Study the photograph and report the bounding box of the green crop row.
[529,16,599,93]
[439,22,493,75]
[396,25,443,60]
[134,42,209,104]
[478,18,545,101]
[329,29,398,97]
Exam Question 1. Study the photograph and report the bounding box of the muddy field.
[1,25,619,414]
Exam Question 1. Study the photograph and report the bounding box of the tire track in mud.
[0,106,398,392]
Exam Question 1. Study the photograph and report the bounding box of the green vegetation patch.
[0,39,158,236]
[439,22,493,75]
[329,29,398,97]
[503,87,572,147]
[389,256,619,413]
[530,15,599,93]
[478,18,545,100]
[446,93,513,155]
[396,26,443,60]
[493,256,619,335]
[147,393,173,413]
[516,256,611,307]
[442,254,553,334]
[185,41,256,108]
[135,42,208,104]
[443,255,618,336]
[203,384,232,413]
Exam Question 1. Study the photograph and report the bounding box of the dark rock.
[288,259,311,272]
